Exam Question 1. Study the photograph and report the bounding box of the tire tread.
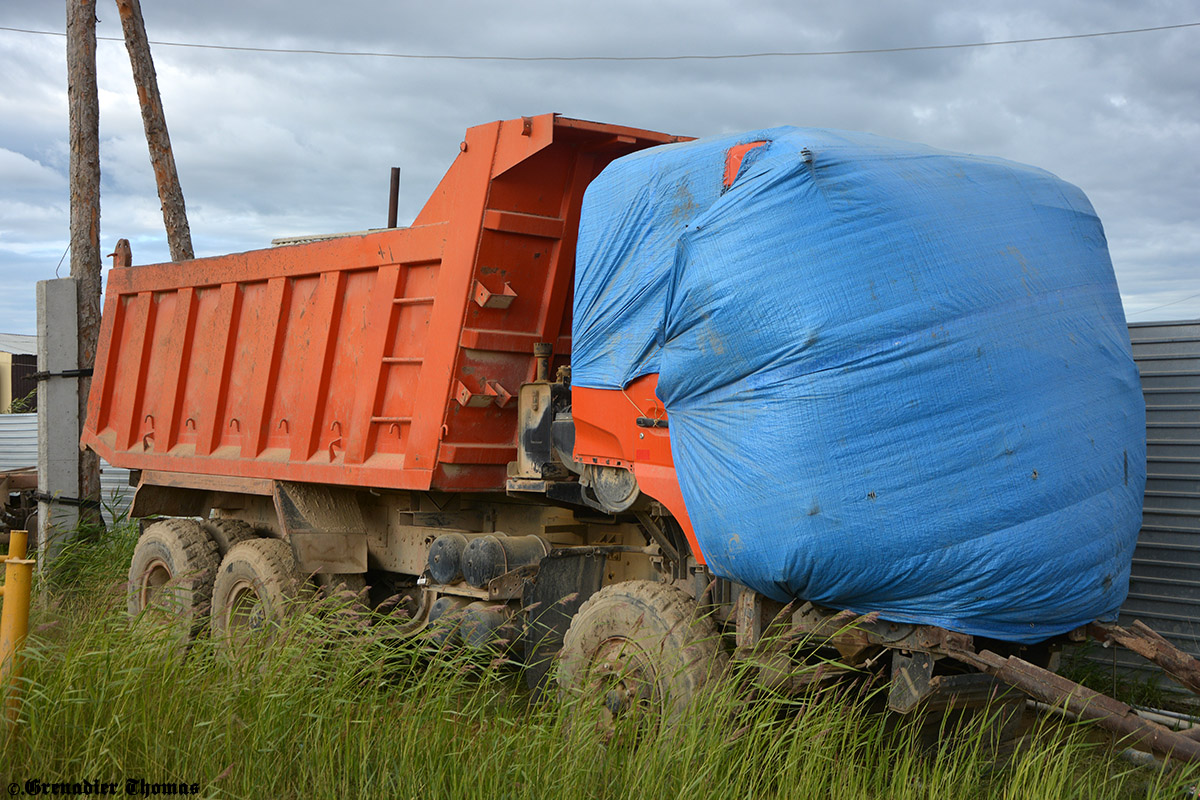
[127,518,221,635]
[559,579,726,715]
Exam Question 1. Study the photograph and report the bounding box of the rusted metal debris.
[107,239,132,268]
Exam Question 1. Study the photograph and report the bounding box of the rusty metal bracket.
[487,562,539,601]
[734,588,767,650]
[633,511,680,565]
[888,650,936,714]
[30,368,93,382]
[32,491,102,511]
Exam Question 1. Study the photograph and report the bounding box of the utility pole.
[66,0,102,525]
[115,0,193,261]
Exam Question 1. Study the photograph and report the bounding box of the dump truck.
[81,114,1200,758]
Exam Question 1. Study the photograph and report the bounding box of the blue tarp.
[573,127,1145,643]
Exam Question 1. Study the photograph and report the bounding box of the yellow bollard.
[7,528,28,560]
[0,529,34,723]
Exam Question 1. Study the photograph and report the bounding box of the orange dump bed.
[82,115,684,491]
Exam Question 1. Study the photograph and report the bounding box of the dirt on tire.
[201,518,261,555]
[210,538,310,643]
[127,518,221,638]
[557,580,727,720]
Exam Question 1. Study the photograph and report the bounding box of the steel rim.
[591,635,659,717]
[138,557,173,611]
[225,579,268,633]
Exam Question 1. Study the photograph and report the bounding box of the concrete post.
[36,279,82,567]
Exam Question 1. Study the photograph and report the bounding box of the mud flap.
[273,481,367,574]
[522,548,606,697]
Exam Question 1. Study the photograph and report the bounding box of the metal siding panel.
[0,333,37,356]
[1086,320,1200,689]
[1,412,130,525]
[98,463,132,525]
[0,413,38,470]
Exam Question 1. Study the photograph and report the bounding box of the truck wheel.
[127,519,220,636]
[558,581,726,722]
[210,538,309,643]
[201,518,260,556]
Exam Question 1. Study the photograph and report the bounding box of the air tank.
[461,534,550,588]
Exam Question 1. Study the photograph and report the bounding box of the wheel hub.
[592,636,656,717]
[138,557,173,611]
[226,580,268,632]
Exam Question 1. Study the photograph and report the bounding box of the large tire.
[127,518,220,637]
[558,581,727,721]
[201,518,261,556]
[210,538,309,642]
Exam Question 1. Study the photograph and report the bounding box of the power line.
[1,21,1197,62]
[1128,290,1200,317]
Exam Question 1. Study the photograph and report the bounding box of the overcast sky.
[1,1,1197,335]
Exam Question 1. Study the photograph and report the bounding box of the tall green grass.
[2,523,1196,799]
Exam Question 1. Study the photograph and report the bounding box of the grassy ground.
[2,523,1197,799]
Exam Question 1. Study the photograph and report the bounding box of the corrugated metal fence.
[1097,320,1200,680]
[0,413,37,472]
[0,412,131,525]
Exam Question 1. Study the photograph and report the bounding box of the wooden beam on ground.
[115,0,193,262]
[952,649,1200,765]
[1091,620,1200,696]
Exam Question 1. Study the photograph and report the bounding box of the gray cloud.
[1,1,1197,334]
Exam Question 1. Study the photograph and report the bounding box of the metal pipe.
[633,511,681,564]
[6,530,26,560]
[534,342,552,383]
[1132,705,1200,731]
[388,167,401,228]
[1030,700,1200,739]
[1,534,35,722]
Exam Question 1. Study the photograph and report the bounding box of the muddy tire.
[201,518,260,556]
[210,538,309,642]
[558,581,726,721]
[127,518,221,637]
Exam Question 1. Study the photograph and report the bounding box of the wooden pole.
[388,167,400,228]
[66,0,102,525]
[115,0,193,262]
